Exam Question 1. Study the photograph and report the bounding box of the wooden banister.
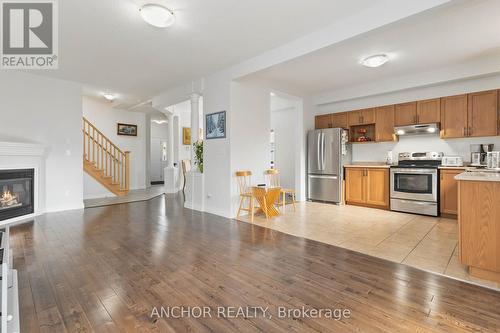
[83,117,130,192]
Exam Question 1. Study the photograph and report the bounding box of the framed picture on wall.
[183,127,191,145]
[206,111,226,139]
[117,123,138,136]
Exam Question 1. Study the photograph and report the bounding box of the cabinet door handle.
[417,114,419,123]
[463,127,466,136]
[468,127,472,136]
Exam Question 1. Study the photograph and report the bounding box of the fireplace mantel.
[0,141,47,157]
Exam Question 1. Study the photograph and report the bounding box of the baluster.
[121,153,124,189]
[87,123,90,162]
[104,141,109,176]
[92,127,95,165]
[101,134,103,171]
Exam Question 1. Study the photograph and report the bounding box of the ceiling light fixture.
[361,54,389,68]
[103,93,116,101]
[140,4,175,28]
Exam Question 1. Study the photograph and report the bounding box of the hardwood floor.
[12,194,500,332]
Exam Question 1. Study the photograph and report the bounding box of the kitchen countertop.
[344,162,390,168]
[438,165,468,170]
[455,171,500,182]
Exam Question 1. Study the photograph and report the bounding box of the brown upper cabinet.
[315,112,348,129]
[441,91,498,138]
[417,98,441,124]
[331,112,348,129]
[375,105,395,142]
[394,102,417,126]
[348,108,375,126]
[394,99,441,126]
[467,90,498,137]
[315,114,332,129]
[441,94,468,138]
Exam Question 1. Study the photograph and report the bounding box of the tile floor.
[237,201,500,290]
[84,185,166,208]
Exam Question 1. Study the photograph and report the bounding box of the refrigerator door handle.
[308,175,338,179]
[317,132,321,170]
[321,132,326,170]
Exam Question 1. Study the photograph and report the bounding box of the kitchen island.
[456,171,500,283]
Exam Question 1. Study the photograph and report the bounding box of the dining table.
[251,185,282,218]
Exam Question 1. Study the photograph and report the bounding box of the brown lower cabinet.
[440,169,463,216]
[458,180,500,282]
[345,167,389,209]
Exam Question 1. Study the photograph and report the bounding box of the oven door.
[390,168,437,202]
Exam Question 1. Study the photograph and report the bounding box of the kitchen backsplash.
[351,135,500,163]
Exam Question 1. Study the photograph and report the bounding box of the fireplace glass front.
[0,169,34,221]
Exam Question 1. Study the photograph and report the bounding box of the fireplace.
[0,169,34,221]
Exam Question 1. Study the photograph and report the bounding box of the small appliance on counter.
[470,144,494,166]
[441,155,464,167]
[486,151,500,170]
[386,150,394,165]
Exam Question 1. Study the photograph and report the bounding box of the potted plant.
[193,140,204,173]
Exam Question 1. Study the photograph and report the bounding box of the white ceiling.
[248,0,500,96]
[36,0,381,101]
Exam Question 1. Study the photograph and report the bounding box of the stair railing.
[83,117,130,192]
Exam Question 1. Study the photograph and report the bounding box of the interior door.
[150,139,167,182]
[321,128,340,175]
[308,130,323,174]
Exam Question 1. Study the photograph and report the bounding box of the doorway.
[270,92,303,197]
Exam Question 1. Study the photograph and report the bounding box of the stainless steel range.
[390,152,443,216]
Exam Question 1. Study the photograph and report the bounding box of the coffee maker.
[470,144,494,166]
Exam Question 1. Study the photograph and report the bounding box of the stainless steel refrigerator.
[307,128,350,203]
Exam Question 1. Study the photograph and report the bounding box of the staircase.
[83,117,130,196]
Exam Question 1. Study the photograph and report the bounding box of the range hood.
[394,123,440,136]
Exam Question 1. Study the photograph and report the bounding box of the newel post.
[124,151,130,191]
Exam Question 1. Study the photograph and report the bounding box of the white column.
[190,93,201,162]
[164,112,177,193]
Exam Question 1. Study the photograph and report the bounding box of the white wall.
[82,97,147,199]
[230,80,272,216]
[0,71,83,212]
[316,74,500,163]
[201,73,233,217]
[271,107,296,189]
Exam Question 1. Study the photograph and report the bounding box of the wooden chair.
[265,169,296,212]
[236,171,262,222]
[181,159,191,193]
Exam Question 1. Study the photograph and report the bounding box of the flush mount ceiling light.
[103,93,116,101]
[140,4,175,28]
[361,54,389,68]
